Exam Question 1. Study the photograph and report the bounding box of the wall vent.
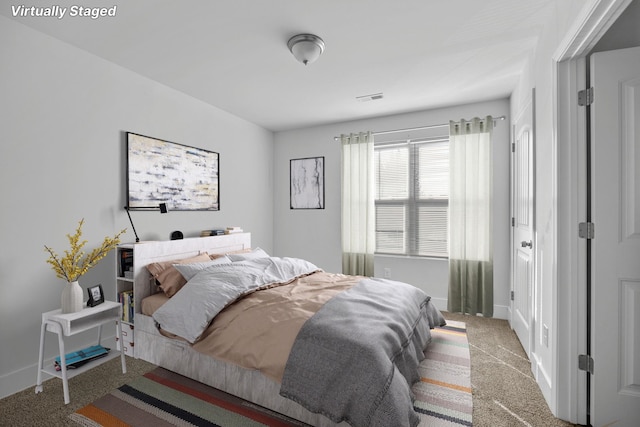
[356,93,384,102]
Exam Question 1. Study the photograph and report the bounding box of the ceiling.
[3,0,557,132]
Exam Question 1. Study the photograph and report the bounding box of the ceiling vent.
[356,93,384,102]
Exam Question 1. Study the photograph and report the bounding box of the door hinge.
[579,222,595,239]
[578,87,594,106]
[510,290,514,301]
[511,142,515,152]
[511,217,515,227]
[578,354,594,374]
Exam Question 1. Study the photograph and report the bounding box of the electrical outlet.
[543,324,549,347]
[384,268,391,279]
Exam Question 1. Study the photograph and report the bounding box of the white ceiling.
[3,0,557,131]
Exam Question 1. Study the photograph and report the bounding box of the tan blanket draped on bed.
[142,271,361,382]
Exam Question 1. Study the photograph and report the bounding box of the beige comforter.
[142,271,361,382]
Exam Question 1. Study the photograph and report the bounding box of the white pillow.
[172,256,231,281]
[227,247,270,262]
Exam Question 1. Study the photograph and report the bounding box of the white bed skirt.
[136,314,348,427]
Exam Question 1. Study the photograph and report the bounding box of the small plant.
[45,219,126,282]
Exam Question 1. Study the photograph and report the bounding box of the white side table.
[35,301,127,404]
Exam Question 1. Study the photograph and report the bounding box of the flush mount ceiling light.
[287,33,325,66]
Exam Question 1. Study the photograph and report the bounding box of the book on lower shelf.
[118,290,134,323]
[54,344,110,370]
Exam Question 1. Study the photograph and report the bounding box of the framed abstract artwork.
[126,132,219,211]
[290,156,325,209]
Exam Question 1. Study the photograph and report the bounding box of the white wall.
[0,17,274,398]
[273,98,511,316]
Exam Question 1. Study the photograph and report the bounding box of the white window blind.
[374,139,449,257]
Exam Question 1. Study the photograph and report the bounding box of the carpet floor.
[69,322,471,427]
[0,313,576,426]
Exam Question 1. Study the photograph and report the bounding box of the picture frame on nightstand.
[87,284,104,307]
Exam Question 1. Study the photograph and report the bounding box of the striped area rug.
[69,368,307,427]
[71,322,471,427]
[415,321,472,426]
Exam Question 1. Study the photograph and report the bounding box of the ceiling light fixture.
[287,33,325,66]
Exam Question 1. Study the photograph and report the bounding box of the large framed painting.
[290,156,325,209]
[126,132,219,211]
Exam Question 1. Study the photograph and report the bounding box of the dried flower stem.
[45,219,126,282]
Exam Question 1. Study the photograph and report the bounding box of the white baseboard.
[531,350,554,412]
[430,297,448,313]
[0,359,53,400]
[431,298,509,320]
[493,304,509,320]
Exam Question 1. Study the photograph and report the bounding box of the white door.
[590,46,640,427]
[511,93,535,358]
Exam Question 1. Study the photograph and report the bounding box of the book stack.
[200,229,225,237]
[119,248,133,278]
[224,226,244,234]
[118,290,134,323]
[54,345,110,371]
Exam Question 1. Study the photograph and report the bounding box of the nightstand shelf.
[116,245,137,356]
[38,351,123,379]
[35,301,127,404]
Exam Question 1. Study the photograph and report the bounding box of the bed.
[128,233,445,427]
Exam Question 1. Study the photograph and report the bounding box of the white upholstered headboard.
[130,233,251,314]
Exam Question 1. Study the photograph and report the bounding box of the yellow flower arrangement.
[44,219,126,283]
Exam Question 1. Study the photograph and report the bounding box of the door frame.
[553,0,632,423]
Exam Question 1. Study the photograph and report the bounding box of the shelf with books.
[200,229,225,237]
[118,246,134,278]
[117,289,134,323]
[115,245,136,356]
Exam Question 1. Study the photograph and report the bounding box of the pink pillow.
[146,253,210,297]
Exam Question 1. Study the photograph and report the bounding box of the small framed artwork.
[87,284,105,307]
[290,156,325,209]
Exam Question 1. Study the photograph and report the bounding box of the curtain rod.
[333,115,506,140]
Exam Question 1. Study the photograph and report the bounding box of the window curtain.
[341,132,375,276]
[448,116,494,316]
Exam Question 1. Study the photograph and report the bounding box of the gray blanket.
[280,278,446,427]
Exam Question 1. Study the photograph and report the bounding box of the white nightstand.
[35,301,127,404]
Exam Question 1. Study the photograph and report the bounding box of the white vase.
[61,281,83,313]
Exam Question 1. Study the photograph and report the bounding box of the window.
[374,138,449,257]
